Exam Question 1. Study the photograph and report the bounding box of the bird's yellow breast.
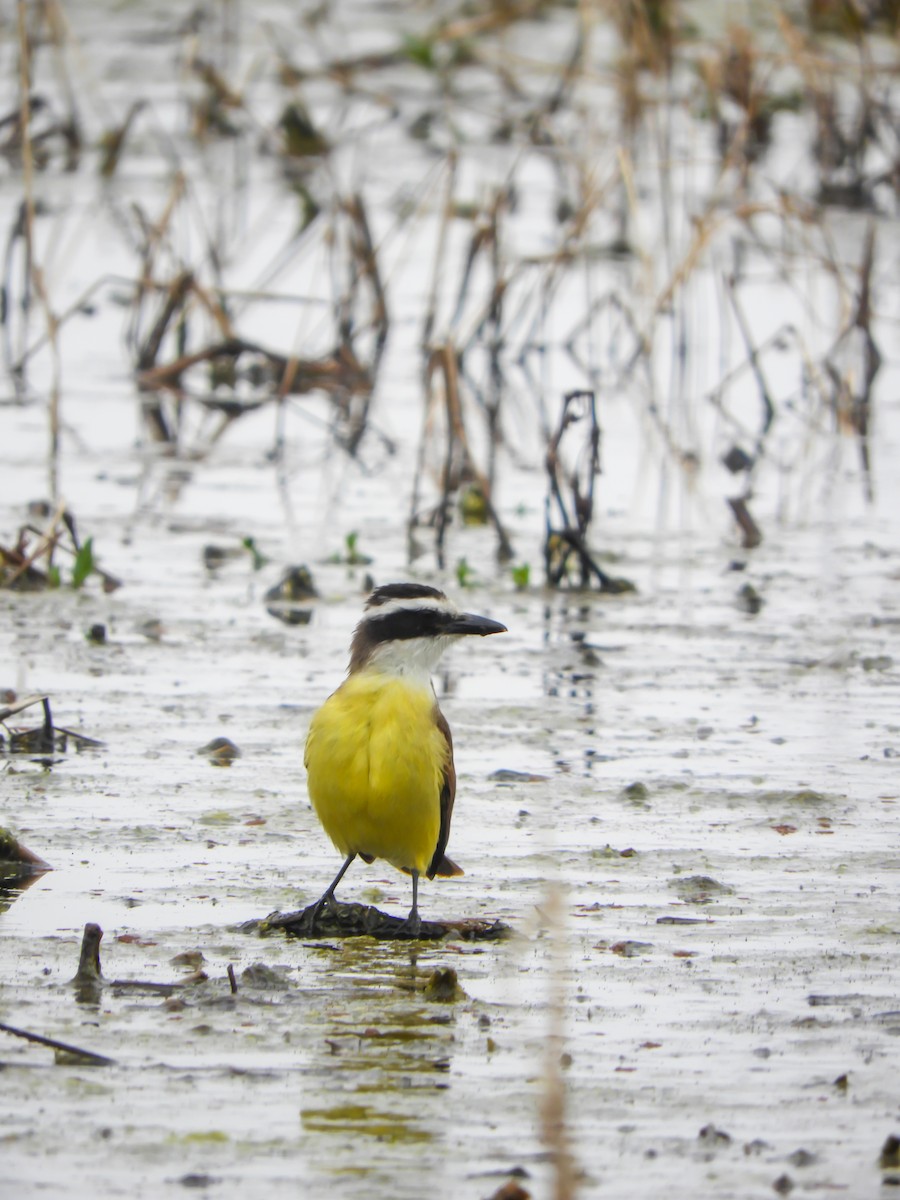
[304,672,448,875]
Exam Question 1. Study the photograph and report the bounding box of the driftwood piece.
[259,900,511,943]
[0,825,50,882]
[0,1021,114,1066]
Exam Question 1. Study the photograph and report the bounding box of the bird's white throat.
[361,634,453,683]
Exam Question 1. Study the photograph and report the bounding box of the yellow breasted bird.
[304,582,507,932]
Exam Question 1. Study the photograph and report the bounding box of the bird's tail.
[429,854,464,878]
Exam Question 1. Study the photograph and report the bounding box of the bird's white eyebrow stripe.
[361,595,457,620]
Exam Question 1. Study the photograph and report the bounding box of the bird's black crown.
[365,583,447,610]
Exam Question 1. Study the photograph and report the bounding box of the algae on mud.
[259,897,511,942]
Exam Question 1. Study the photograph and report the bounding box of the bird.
[304,582,507,934]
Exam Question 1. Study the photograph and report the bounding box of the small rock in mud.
[723,446,754,473]
[762,788,827,806]
[736,582,764,614]
[669,875,734,904]
[203,543,245,571]
[171,949,205,970]
[593,844,637,860]
[488,769,548,783]
[862,655,892,672]
[264,565,318,625]
[744,1139,773,1156]
[180,1174,220,1189]
[772,1174,794,1195]
[241,962,291,989]
[197,737,242,766]
[880,1135,900,1169]
[609,940,653,957]
[424,967,464,1002]
[486,1182,531,1200]
[698,1124,732,1147]
[619,781,650,804]
[787,1148,816,1167]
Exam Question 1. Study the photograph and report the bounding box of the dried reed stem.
[540,884,578,1200]
[17,0,63,501]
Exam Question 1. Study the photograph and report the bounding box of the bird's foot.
[309,891,339,930]
[398,908,422,940]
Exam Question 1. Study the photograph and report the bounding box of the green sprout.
[72,538,95,590]
[325,532,373,567]
[511,563,530,591]
[455,557,474,588]
[241,537,269,571]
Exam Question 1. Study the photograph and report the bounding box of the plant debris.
[0,695,104,756]
[0,827,50,881]
[258,900,511,942]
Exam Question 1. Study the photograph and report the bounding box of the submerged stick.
[0,1020,115,1066]
[0,694,48,722]
[727,497,762,550]
[73,922,103,985]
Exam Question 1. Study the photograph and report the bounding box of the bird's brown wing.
[427,705,464,878]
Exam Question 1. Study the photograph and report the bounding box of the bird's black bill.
[444,612,507,637]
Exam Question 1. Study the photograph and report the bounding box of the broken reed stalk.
[434,343,463,565]
[485,193,504,489]
[136,269,195,371]
[17,0,63,502]
[2,205,32,386]
[545,390,625,591]
[0,498,67,587]
[0,695,59,754]
[423,151,458,351]
[540,884,578,1200]
[725,276,776,445]
[127,172,188,364]
[334,193,389,456]
[419,342,514,568]
[850,222,878,501]
[342,193,388,350]
[448,190,509,494]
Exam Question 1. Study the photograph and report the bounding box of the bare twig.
[0,1020,115,1066]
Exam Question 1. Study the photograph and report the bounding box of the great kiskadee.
[304,582,507,932]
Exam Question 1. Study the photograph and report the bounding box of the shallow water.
[3,3,900,1198]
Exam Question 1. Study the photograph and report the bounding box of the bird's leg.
[400,870,422,938]
[311,853,356,924]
